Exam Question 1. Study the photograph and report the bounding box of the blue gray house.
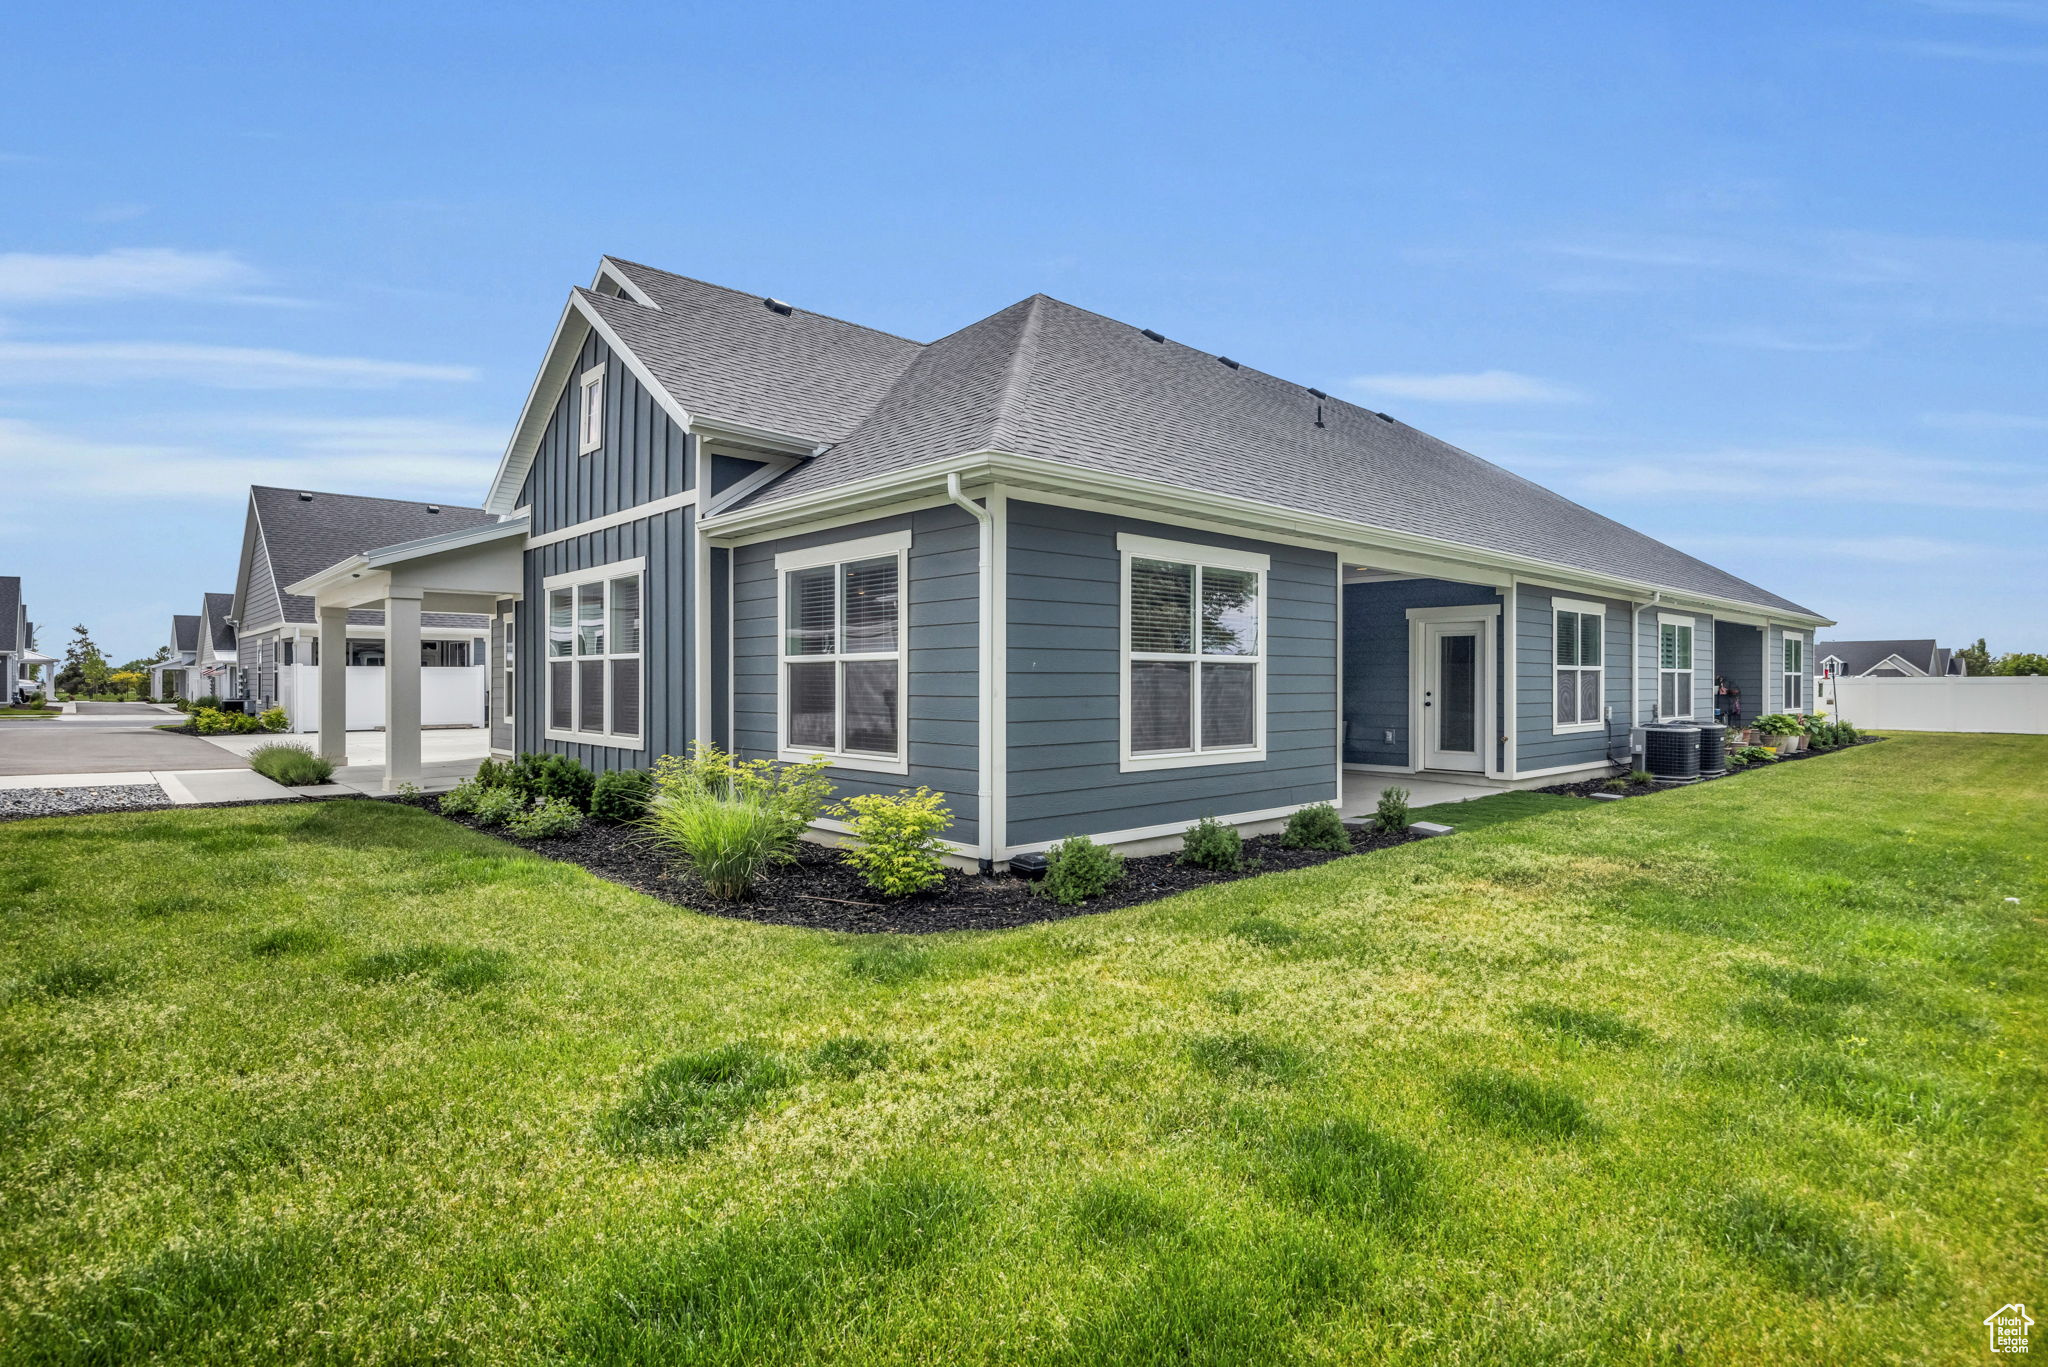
[285,258,1831,859]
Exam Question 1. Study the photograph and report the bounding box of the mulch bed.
[1534,735,1883,799]
[397,795,1423,933]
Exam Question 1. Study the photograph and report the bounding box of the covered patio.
[284,516,525,791]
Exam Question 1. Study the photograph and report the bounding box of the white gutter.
[944,472,996,870]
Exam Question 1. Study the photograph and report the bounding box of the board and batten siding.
[1341,578,1503,768]
[1514,585,1631,774]
[730,506,982,849]
[1004,501,1339,848]
[518,331,691,536]
[1636,607,1715,723]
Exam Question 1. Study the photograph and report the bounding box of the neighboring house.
[286,257,1831,847]
[148,614,202,700]
[0,575,43,701]
[1817,638,1963,679]
[195,591,241,700]
[230,487,496,731]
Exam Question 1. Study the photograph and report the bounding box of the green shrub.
[1627,769,1654,785]
[1040,834,1125,905]
[642,788,785,899]
[469,786,525,827]
[591,768,655,823]
[256,706,289,733]
[1732,745,1778,765]
[194,708,258,736]
[1601,777,1629,792]
[507,796,585,839]
[438,779,487,815]
[246,743,333,786]
[1179,815,1245,871]
[652,742,832,852]
[1755,713,1802,738]
[1373,786,1411,834]
[472,756,514,790]
[1278,802,1349,852]
[835,787,953,898]
[506,752,596,811]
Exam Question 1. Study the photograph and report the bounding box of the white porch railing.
[280,664,486,732]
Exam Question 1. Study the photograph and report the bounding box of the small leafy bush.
[507,796,585,839]
[652,742,832,851]
[247,743,333,786]
[1724,753,1750,771]
[642,789,785,900]
[1373,785,1411,834]
[506,752,596,811]
[256,706,289,733]
[194,708,258,735]
[1627,769,1654,785]
[1279,802,1348,852]
[1179,815,1245,871]
[439,778,486,815]
[1755,713,1802,738]
[591,768,655,823]
[836,787,953,898]
[472,756,514,790]
[469,786,525,826]
[1733,745,1778,765]
[1040,834,1125,905]
[1601,777,1629,792]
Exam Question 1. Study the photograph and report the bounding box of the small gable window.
[577,363,605,454]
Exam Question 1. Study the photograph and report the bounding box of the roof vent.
[1140,328,1165,343]
[426,505,441,514]
[1218,356,1241,370]
[763,297,794,316]
[1307,387,1327,400]
[1376,411,1395,423]
[297,491,314,501]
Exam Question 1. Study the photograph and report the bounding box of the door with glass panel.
[1422,621,1483,772]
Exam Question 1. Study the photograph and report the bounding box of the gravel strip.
[0,783,172,818]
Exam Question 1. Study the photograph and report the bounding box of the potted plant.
[1755,713,1803,753]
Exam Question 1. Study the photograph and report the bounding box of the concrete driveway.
[0,719,247,776]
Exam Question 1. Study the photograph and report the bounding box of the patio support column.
[317,605,349,764]
[382,590,423,792]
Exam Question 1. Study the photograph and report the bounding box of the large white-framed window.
[774,531,908,775]
[1783,635,1806,711]
[576,363,605,455]
[1552,597,1606,734]
[543,557,643,748]
[1118,532,1268,772]
[1657,613,1695,720]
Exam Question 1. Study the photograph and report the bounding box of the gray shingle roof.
[722,292,1818,617]
[172,614,199,653]
[591,261,923,445]
[1816,639,1942,675]
[203,592,237,651]
[250,486,496,627]
[0,576,19,652]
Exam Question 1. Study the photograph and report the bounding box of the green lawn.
[1,734,2042,1365]
[1410,790,1591,830]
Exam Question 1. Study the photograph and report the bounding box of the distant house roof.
[0,576,20,652]
[520,261,1824,620]
[203,592,237,651]
[245,486,496,628]
[171,614,200,654]
[1816,639,1949,676]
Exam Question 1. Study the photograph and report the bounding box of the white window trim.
[1782,634,1807,712]
[500,605,516,726]
[1405,603,1502,778]
[1117,531,1269,773]
[577,363,606,456]
[541,555,644,749]
[774,532,911,775]
[1656,611,1696,721]
[1552,596,1607,734]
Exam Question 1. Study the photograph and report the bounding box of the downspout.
[945,473,996,873]
[1503,577,1518,778]
[1630,591,1662,765]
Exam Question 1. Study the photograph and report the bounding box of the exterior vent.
[297,491,314,501]
[763,297,793,316]
[1218,356,1241,369]
[1307,387,1327,399]
[1376,412,1395,423]
[1643,724,1702,784]
[1140,328,1165,343]
[426,505,441,514]
[1695,722,1728,777]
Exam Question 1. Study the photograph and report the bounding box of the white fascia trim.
[1867,653,1925,676]
[591,258,659,308]
[1406,603,1502,622]
[541,555,646,591]
[773,529,911,572]
[1656,610,1699,628]
[997,799,1334,860]
[712,494,955,548]
[281,555,369,600]
[1116,531,1270,574]
[1553,595,1608,616]
[525,491,698,550]
[703,450,804,517]
[364,515,530,569]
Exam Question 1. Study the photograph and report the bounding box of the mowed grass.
[0,733,2043,1365]
[1411,790,1592,830]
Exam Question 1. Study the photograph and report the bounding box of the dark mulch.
[398,795,1423,933]
[1535,736,1883,799]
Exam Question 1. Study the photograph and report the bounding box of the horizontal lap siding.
[522,333,691,536]
[1342,579,1501,766]
[1515,586,1630,773]
[1004,501,1338,847]
[731,506,980,848]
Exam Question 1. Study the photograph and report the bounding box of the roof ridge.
[985,294,1050,452]
[250,484,486,513]
[598,259,928,346]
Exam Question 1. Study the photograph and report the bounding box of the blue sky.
[3,0,2042,662]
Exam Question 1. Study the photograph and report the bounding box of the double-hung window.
[1657,614,1695,720]
[1552,598,1606,732]
[1119,533,1267,771]
[1783,636,1805,710]
[775,531,907,773]
[543,558,642,746]
[577,363,605,454]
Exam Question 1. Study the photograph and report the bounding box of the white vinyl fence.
[279,664,487,733]
[1825,675,2048,735]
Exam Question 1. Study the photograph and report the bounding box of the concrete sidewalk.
[202,727,491,794]
[0,767,323,803]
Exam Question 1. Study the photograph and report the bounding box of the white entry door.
[1422,622,1484,772]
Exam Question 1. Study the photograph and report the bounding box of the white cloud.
[0,340,476,388]
[1559,445,2048,513]
[1697,326,1872,352]
[0,247,263,303]
[1347,369,1582,403]
[1679,532,2003,564]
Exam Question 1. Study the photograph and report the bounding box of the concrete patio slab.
[157,769,304,804]
[202,728,491,794]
